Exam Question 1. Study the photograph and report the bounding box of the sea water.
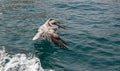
[0,0,120,71]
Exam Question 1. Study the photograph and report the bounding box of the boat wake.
[0,47,44,71]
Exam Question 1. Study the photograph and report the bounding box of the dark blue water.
[0,0,120,71]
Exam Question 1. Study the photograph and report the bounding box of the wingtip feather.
[32,32,41,40]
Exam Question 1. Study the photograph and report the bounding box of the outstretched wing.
[47,32,67,48]
[32,27,44,40]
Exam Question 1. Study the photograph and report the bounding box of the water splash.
[0,47,44,71]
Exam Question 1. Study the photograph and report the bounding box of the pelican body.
[32,19,67,48]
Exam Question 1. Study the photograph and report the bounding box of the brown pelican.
[32,19,67,48]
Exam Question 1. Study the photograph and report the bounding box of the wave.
[0,46,44,71]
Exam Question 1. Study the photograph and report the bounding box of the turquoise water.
[0,0,120,71]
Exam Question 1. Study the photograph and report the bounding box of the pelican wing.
[32,28,44,40]
[47,32,67,48]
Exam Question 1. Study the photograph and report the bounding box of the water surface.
[0,0,120,71]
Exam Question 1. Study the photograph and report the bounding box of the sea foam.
[0,47,44,71]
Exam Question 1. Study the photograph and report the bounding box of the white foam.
[0,47,44,71]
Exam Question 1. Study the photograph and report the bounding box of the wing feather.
[48,33,67,48]
[32,29,44,40]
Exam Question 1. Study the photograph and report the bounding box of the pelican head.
[48,19,66,29]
